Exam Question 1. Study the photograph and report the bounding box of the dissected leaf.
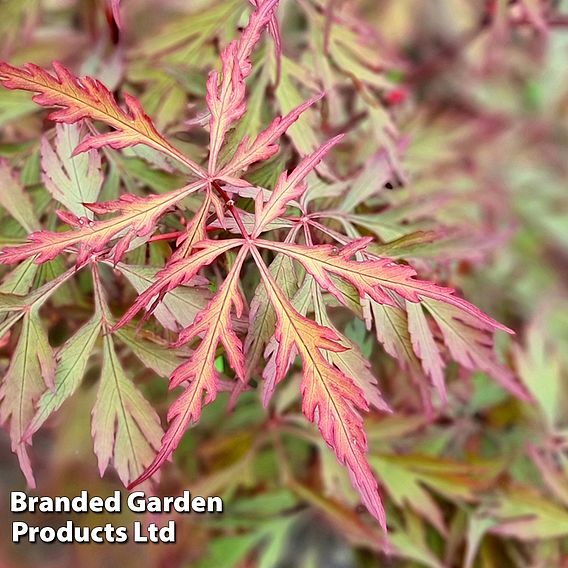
[0,180,205,265]
[422,298,527,400]
[0,61,204,176]
[206,0,279,173]
[0,309,54,487]
[115,327,185,377]
[27,314,102,439]
[114,262,210,330]
[127,247,248,487]
[41,122,103,218]
[252,247,386,528]
[245,253,298,380]
[92,331,163,486]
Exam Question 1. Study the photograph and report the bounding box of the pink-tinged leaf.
[422,299,529,400]
[252,135,344,236]
[0,181,205,265]
[256,239,512,333]
[256,240,524,401]
[127,247,248,488]
[249,0,282,83]
[235,0,280,75]
[311,282,390,413]
[92,333,163,487]
[406,301,446,402]
[113,263,210,332]
[170,194,211,261]
[371,302,423,380]
[206,0,280,173]
[246,253,299,382]
[0,61,205,177]
[252,247,386,527]
[206,43,247,174]
[219,93,323,177]
[339,149,396,212]
[171,247,248,387]
[109,0,122,29]
[0,310,54,488]
[41,122,103,219]
[113,239,243,329]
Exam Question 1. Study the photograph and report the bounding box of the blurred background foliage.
[1,0,568,566]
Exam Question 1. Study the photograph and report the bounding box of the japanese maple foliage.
[0,0,529,530]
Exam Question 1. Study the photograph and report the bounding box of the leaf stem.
[210,179,250,239]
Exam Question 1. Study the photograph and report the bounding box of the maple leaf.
[251,135,344,236]
[0,180,206,265]
[41,122,103,219]
[21,265,178,487]
[26,313,102,441]
[114,239,243,328]
[206,0,279,173]
[250,246,387,528]
[0,268,75,487]
[93,331,164,486]
[252,238,529,401]
[126,247,248,487]
[249,0,282,82]
[255,239,510,331]
[113,262,211,331]
[90,268,164,486]
[0,311,53,487]
[219,93,324,178]
[0,61,205,177]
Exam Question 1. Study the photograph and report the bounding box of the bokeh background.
[1,0,568,566]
